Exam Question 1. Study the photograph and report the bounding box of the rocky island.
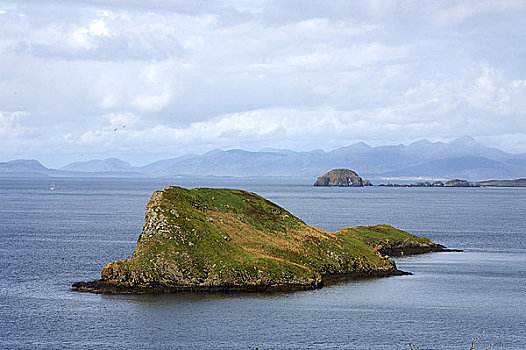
[73,186,451,294]
[314,168,371,187]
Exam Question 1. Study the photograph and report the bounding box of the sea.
[0,177,525,350]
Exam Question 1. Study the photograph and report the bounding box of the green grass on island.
[73,186,447,294]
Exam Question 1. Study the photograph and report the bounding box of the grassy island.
[73,186,449,294]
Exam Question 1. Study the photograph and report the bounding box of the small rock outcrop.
[314,168,364,187]
[72,186,452,294]
[445,179,479,187]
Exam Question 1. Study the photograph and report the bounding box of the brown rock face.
[314,168,363,187]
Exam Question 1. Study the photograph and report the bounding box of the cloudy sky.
[1,0,525,167]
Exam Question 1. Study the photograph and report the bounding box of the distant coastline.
[376,178,526,187]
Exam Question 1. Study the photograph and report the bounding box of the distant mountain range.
[1,136,526,181]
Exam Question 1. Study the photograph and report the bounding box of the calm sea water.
[0,178,525,350]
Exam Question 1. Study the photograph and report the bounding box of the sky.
[1,0,525,167]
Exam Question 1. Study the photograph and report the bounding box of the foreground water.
[0,178,525,349]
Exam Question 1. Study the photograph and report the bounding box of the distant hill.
[373,156,524,180]
[2,137,526,180]
[0,158,142,178]
[132,136,526,180]
[0,159,50,177]
[61,158,135,172]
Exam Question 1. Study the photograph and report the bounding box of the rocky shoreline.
[72,269,414,294]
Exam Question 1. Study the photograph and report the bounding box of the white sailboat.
[50,181,56,191]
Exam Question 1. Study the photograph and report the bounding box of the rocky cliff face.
[72,187,448,294]
[314,168,364,187]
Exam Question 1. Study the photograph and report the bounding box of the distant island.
[72,186,452,294]
[313,168,372,187]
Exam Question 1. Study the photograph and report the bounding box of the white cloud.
[464,64,526,116]
[0,110,28,137]
[432,0,526,26]
[103,111,138,128]
[70,18,110,49]
[478,133,526,154]
[88,60,178,111]
[67,99,517,155]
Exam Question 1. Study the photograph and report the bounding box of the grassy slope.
[101,187,433,288]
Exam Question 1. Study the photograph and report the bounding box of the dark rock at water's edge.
[314,168,367,187]
[72,269,412,294]
[377,244,463,257]
[72,187,453,295]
